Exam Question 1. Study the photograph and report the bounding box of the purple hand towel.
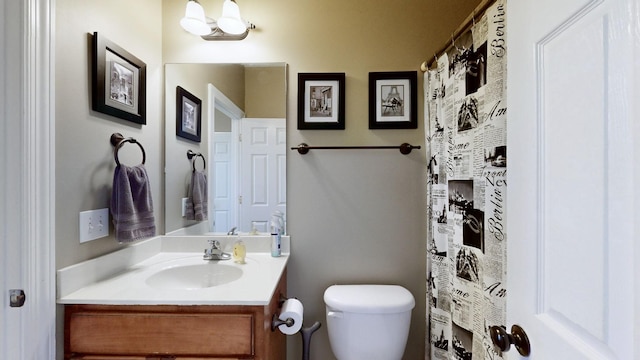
[185,170,208,221]
[110,164,156,243]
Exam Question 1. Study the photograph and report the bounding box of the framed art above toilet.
[297,72,345,130]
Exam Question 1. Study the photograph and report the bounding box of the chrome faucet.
[227,226,238,235]
[203,240,230,260]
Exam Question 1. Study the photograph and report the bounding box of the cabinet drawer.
[68,311,253,357]
[71,357,242,360]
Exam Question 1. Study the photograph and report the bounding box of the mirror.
[164,63,287,235]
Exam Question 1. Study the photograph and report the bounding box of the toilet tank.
[324,285,415,360]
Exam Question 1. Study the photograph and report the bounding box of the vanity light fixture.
[180,0,255,41]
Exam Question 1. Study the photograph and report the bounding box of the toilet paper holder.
[277,293,289,307]
[271,313,295,331]
[272,294,322,360]
[272,293,297,331]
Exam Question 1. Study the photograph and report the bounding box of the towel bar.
[187,150,206,172]
[110,133,146,165]
[290,143,420,155]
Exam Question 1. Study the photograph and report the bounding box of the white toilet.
[324,284,415,360]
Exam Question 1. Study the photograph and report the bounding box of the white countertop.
[57,235,289,306]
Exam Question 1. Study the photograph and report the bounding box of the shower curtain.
[425,1,507,359]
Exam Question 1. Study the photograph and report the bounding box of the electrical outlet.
[182,197,188,217]
[79,208,109,243]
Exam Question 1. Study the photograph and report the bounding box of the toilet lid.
[324,285,415,314]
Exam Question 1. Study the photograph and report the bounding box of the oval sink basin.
[146,263,243,290]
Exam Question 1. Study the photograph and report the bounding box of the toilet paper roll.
[278,298,304,335]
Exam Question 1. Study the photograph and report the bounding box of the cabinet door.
[68,311,253,357]
[70,356,244,359]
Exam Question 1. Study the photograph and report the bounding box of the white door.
[208,83,244,233]
[507,0,637,358]
[239,118,287,232]
[212,132,236,232]
[1,0,55,359]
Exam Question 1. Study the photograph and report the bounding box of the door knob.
[9,289,26,307]
[489,324,531,357]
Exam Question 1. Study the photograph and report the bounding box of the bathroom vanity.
[58,236,290,360]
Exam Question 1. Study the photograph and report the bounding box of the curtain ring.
[451,33,460,53]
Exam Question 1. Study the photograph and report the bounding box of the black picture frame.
[91,32,146,125]
[369,71,417,129]
[176,86,202,143]
[297,73,345,130]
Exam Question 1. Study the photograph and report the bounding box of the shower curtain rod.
[420,0,497,72]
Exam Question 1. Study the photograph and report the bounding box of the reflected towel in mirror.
[185,170,207,221]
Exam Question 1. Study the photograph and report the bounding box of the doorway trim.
[207,84,245,232]
[1,0,56,358]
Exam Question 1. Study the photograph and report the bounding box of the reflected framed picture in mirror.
[91,32,146,125]
[369,71,417,129]
[176,86,202,142]
[297,73,345,130]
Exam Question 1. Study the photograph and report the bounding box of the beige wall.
[55,1,163,358]
[55,0,163,268]
[55,0,480,359]
[245,66,287,118]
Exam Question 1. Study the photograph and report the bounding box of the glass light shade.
[217,0,247,35]
[180,1,211,36]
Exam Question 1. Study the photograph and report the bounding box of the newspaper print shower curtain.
[425,1,507,359]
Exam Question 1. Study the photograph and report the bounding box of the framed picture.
[91,32,146,125]
[369,71,417,129]
[176,86,202,142]
[297,73,345,130]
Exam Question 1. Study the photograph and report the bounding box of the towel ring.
[110,133,146,166]
[187,150,206,172]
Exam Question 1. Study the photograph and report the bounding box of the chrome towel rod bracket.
[290,143,420,155]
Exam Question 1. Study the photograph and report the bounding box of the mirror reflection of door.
[212,131,235,233]
[209,88,241,234]
[210,92,286,234]
[239,118,287,233]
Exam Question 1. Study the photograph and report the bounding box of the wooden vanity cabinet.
[64,272,286,360]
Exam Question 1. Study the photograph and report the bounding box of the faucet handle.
[208,239,221,249]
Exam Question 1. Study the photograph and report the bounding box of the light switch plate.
[79,208,109,243]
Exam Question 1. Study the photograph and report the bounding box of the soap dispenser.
[270,212,283,257]
[232,239,246,264]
